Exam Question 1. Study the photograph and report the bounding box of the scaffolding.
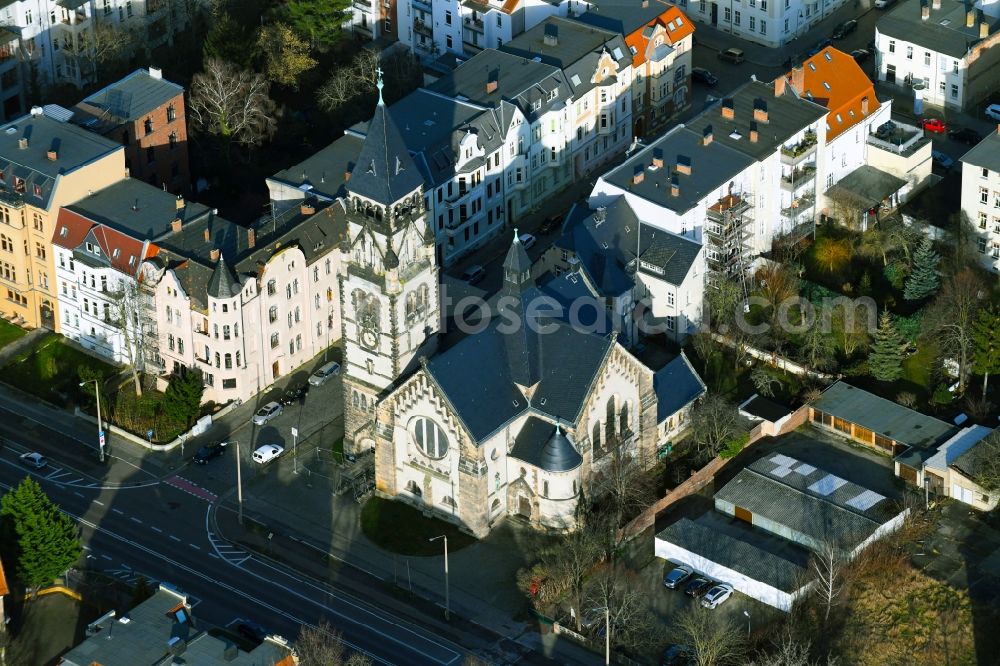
[705,192,754,300]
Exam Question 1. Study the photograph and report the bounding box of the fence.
[710,332,834,380]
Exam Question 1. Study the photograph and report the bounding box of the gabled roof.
[74,68,184,133]
[877,0,1000,59]
[53,207,158,276]
[783,47,881,141]
[653,352,706,421]
[347,95,425,205]
[623,6,695,67]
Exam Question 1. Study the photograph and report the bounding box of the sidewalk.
[213,462,605,665]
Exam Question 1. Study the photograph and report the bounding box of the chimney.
[247,228,256,249]
[921,0,929,20]
[775,76,787,97]
[651,147,664,169]
[861,96,870,115]
[46,149,57,161]
[702,124,714,146]
[210,248,220,262]
[148,66,162,80]
[750,120,759,143]
[676,154,692,176]
[980,13,989,38]
[17,137,27,149]
[543,22,559,47]
[344,170,352,182]
[790,66,805,94]
[631,163,645,185]
[721,98,735,120]
[753,98,769,123]
[967,8,975,27]
[175,194,184,210]
[486,71,499,94]
[203,228,210,242]
[301,203,316,216]
[30,105,43,117]
[932,0,940,8]
[670,173,680,197]
[642,0,649,6]
[171,218,182,233]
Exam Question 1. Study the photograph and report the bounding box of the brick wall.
[122,91,190,193]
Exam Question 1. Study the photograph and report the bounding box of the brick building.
[73,67,190,194]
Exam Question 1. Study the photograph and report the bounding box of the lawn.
[360,496,477,556]
[6,592,100,666]
[1,336,117,407]
[0,318,26,348]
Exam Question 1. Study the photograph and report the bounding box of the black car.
[948,127,982,145]
[539,214,562,234]
[193,441,226,464]
[806,38,832,57]
[832,19,858,40]
[684,576,714,597]
[279,384,308,406]
[851,48,870,63]
[691,67,719,86]
[236,621,268,643]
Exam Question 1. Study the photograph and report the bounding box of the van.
[461,264,486,284]
[308,361,341,386]
[717,48,745,64]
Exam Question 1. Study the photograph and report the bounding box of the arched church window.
[605,396,616,445]
[406,480,422,497]
[619,401,629,435]
[592,423,601,452]
[410,416,449,459]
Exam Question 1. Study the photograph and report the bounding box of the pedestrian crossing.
[165,475,219,503]
[208,530,251,565]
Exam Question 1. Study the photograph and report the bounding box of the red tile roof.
[784,47,881,141]
[53,208,158,276]
[626,5,694,67]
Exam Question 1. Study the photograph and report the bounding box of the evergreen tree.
[903,236,941,301]
[282,0,350,50]
[1,478,81,597]
[869,311,905,382]
[972,308,1000,394]
[202,12,254,68]
[161,369,204,428]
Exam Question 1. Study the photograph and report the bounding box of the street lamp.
[743,609,751,637]
[291,427,299,474]
[428,535,450,620]
[234,440,244,525]
[79,380,105,462]
[604,606,611,665]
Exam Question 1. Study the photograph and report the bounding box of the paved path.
[0,326,47,366]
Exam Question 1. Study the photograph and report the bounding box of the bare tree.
[529,515,603,631]
[671,605,747,666]
[688,394,747,459]
[583,566,657,654]
[967,430,1000,493]
[751,365,781,398]
[690,330,717,376]
[63,19,138,83]
[106,276,158,397]
[810,541,846,623]
[825,189,868,231]
[593,443,654,542]
[294,620,372,666]
[189,58,277,154]
[746,636,838,666]
[923,268,985,394]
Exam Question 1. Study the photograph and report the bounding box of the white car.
[518,233,537,250]
[985,104,1000,122]
[252,402,283,426]
[19,451,47,469]
[252,444,284,464]
[700,583,734,609]
[308,362,341,386]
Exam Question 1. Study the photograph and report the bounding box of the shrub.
[719,432,751,459]
[932,384,954,405]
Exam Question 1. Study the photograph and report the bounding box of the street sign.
[146,429,154,439]
[657,443,673,460]
[291,427,298,438]
[99,431,106,448]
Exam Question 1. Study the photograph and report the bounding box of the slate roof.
[538,270,616,333]
[64,178,211,240]
[269,133,364,201]
[207,256,240,299]
[653,352,706,421]
[75,68,183,132]
[785,47,882,141]
[0,112,122,211]
[656,516,809,592]
[500,17,632,96]
[601,124,756,214]
[348,97,425,204]
[426,240,615,442]
[824,165,907,207]
[510,417,583,472]
[685,80,829,161]
[812,381,955,450]
[428,49,570,122]
[878,0,1000,59]
[578,0,682,38]
[960,127,1000,172]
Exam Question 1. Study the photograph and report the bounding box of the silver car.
[20,451,47,469]
[252,401,283,425]
[700,583,734,609]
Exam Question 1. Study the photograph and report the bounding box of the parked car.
[691,67,719,86]
[684,577,714,597]
[461,264,486,284]
[717,48,744,64]
[252,444,284,464]
[193,441,226,465]
[252,401,283,425]
[518,233,537,250]
[663,564,693,589]
[932,150,955,169]
[236,621,268,643]
[279,384,308,406]
[832,19,858,39]
[875,0,895,8]
[851,49,870,63]
[308,362,340,386]
[806,38,832,57]
[539,214,562,234]
[662,644,696,666]
[985,103,1000,121]
[700,583,734,609]
[948,127,982,144]
[918,118,948,133]
[19,451,47,469]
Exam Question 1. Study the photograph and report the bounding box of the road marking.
[93,500,105,506]
[150,526,163,533]
[100,554,112,561]
[82,544,90,551]
[209,552,220,559]
[112,508,124,515]
[189,543,200,550]
[130,517,142,524]
[169,535,181,542]
[164,475,218,503]
[73,491,84,498]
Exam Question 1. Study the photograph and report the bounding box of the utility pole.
[429,535,450,620]
[235,440,244,525]
[80,380,105,462]
[291,427,299,474]
[605,607,610,665]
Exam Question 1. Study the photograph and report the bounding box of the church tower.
[340,72,439,453]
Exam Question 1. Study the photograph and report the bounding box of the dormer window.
[60,226,68,237]
[112,248,120,258]
[33,184,41,197]
[13,177,24,193]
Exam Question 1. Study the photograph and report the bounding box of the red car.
[918,118,948,133]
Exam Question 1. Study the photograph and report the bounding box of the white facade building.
[959,125,1000,272]
[684,0,848,47]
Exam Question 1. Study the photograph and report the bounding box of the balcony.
[780,165,816,186]
[463,16,484,31]
[412,0,432,11]
[413,17,432,35]
[781,194,816,219]
[780,131,818,165]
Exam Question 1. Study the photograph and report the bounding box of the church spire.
[502,229,532,295]
[376,66,385,106]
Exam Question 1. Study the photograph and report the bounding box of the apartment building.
[875,0,1000,111]
[959,125,1000,272]
[681,0,844,47]
[1,0,195,92]
[73,67,190,193]
[576,0,694,137]
[0,107,124,330]
[0,29,26,123]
